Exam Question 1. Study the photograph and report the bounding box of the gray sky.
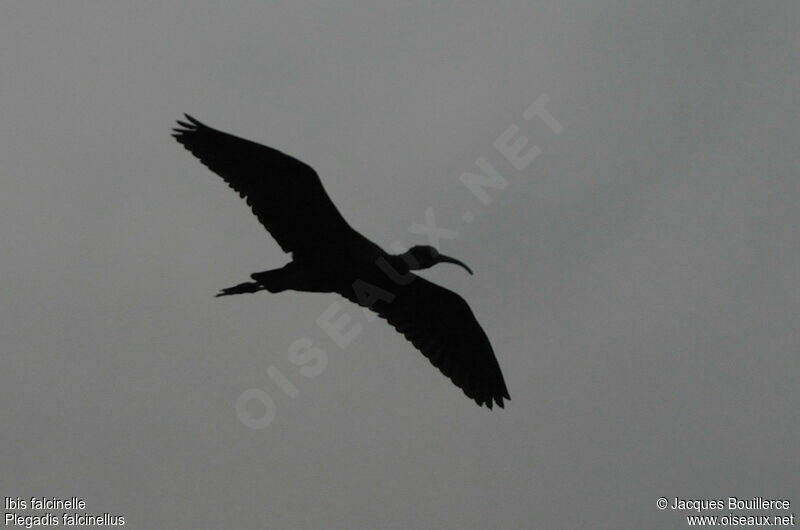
[2,1,798,528]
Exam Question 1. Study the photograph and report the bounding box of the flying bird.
[172,115,510,408]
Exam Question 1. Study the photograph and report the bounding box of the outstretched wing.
[340,274,510,409]
[173,115,355,255]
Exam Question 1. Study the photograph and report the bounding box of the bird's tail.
[215,281,264,297]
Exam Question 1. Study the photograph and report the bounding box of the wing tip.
[172,113,207,139]
[440,357,509,410]
[473,390,510,410]
[183,113,204,127]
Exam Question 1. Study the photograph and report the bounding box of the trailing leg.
[251,261,333,293]
[215,281,264,297]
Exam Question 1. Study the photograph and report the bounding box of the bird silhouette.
[172,115,509,408]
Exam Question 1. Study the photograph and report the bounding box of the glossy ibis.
[173,115,509,408]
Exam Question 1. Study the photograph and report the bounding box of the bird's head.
[400,245,473,275]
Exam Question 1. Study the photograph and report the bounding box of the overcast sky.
[2,1,798,528]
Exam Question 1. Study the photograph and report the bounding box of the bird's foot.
[215,281,263,297]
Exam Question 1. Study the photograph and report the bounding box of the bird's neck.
[388,252,415,275]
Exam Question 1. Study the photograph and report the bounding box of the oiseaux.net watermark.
[657,496,795,526]
[236,94,564,430]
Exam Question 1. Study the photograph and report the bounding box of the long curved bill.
[436,254,474,275]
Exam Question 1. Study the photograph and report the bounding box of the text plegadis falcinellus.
[173,115,509,408]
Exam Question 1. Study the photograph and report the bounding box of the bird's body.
[173,115,509,408]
